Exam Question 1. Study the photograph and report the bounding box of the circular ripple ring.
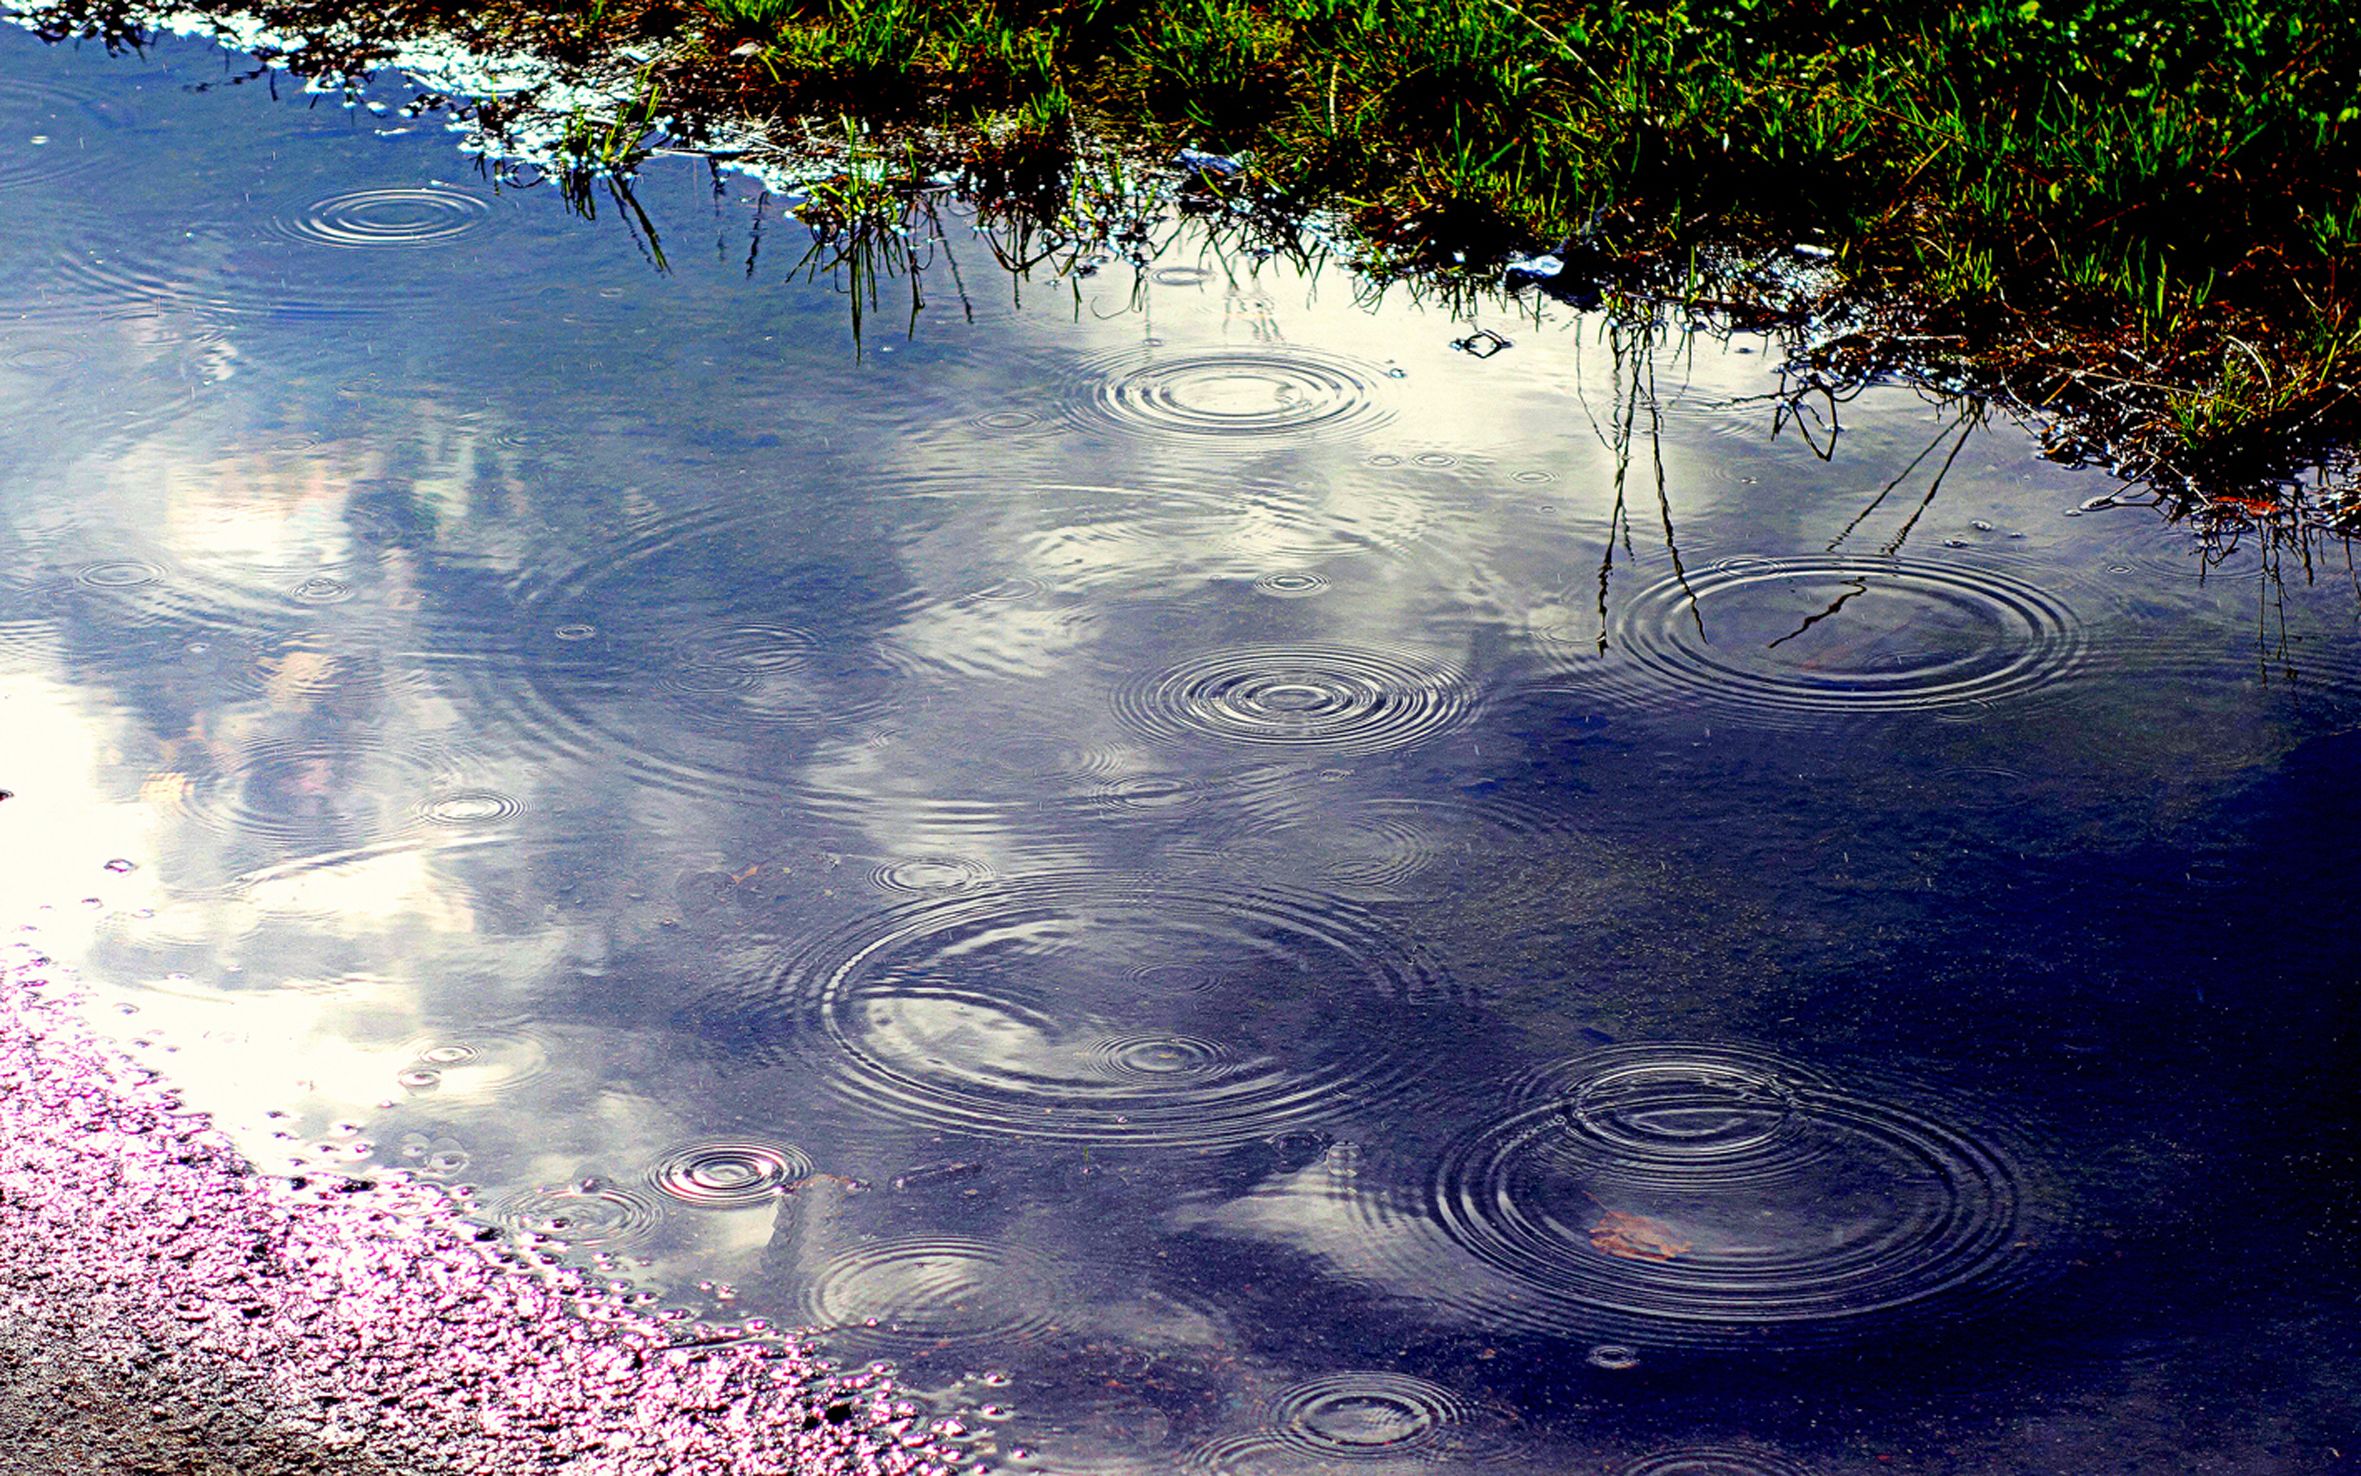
[784,878,1454,1145]
[276,186,497,251]
[1071,348,1395,441]
[649,1140,816,1208]
[800,1236,1050,1348]
[1604,556,2083,719]
[1114,645,1474,755]
[1431,1044,2026,1344]
[1616,1445,1814,1476]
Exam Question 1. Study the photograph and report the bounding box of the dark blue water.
[3,21,2358,1474]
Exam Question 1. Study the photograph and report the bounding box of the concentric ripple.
[655,623,825,709]
[1086,1031,1235,1083]
[799,1236,1053,1348]
[1426,1044,2028,1345]
[1594,557,2083,721]
[649,1139,816,1208]
[74,558,165,590]
[273,185,497,251]
[1228,792,1577,905]
[1253,571,1330,599]
[1115,645,1474,755]
[419,789,525,826]
[1265,1372,1474,1459]
[1089,768,1212,817]
[1069,348,1395,441]
[53,551,300,642]
[467,505,943,801]
[1181,1370,1526,1471]
[770,878,1453,1144]
[47,233,411,322]
[494,1180,664,1249]
[868,855,996,896]
[1617,1445,1812,1476]
[0,78,108,192]
[152,737,462,847]
[396,1031,553,1101]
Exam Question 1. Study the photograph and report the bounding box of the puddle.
[2,18,2359,1475]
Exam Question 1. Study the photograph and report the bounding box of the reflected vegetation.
[4,20,2361,1476]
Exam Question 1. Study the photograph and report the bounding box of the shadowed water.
[3,20,2360,1475]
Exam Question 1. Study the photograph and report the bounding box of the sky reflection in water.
[2,23,2358,1475]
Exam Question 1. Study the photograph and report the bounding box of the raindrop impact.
[1423,1044,2030,1347]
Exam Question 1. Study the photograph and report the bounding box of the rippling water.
[3,21,2360,1475]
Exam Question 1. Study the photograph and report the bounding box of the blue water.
[1,21,2357,1474]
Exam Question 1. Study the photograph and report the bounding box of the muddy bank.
[0,945,962,1476]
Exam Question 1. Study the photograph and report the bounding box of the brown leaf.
[1588,1209,1692,1262]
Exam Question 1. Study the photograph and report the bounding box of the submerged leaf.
[1588,1209,1692,1262]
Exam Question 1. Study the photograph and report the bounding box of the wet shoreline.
[0,946,962,1475]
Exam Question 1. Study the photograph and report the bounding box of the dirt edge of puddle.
[0,944,961,1476]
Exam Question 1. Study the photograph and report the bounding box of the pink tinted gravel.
[0,945,966,1476]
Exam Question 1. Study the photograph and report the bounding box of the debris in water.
[1452,328,1513,359]
[1172,147,1246,182]
[1588,1209,1693,1263]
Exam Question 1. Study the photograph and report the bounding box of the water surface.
[2,23,2358,1474]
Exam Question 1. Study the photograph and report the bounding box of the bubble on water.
[649,1140,815,1208]
[1114,645,1475,755]
[102,858,136,874]
[421,1147,472,1177]
[1069,348,1395,441]
[1587,1344,1641,1371]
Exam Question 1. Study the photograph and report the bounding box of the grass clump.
[27,0,2361,500]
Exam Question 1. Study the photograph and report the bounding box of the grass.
[20,0,2361,505]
